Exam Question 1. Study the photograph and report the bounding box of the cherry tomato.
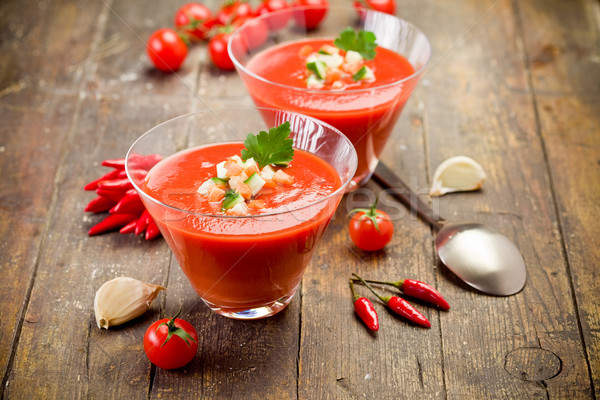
[216,1,255,25]
[144,311,198,370]
[353,0,396,16]
[174,3,213,41]
[209,32,237,70]
[255,0,291,31]
[146,28,188,72]
[292,0,328,30]
[233,16,269,50]
[348,200,394,251]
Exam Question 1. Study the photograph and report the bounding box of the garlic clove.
[94,277,165,329]
[429,156,486,197]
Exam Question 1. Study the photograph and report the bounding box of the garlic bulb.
[94,277,165,329]
[429,156,486,196]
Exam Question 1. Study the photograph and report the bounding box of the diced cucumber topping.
[211,177,228,185]
[318,53,343,69]
[307,60,327,80]
[345,50,363,64]
[197,178,215,196]
[307,75,324,89]
[260,165,275,180]
[216,161,228,180]
[222,191,244,210]
[352,65,374,81]
[228,201,249,216]
[244,172,266,196]
[242,157,258,170]
[318,49,331,55]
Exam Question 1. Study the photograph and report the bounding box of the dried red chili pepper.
[88,213,138,236]
[101,158,126,170]
[84,169,122,191]
[135,209,151,236]
[363,278,450,310]
[349,279,379,331]
[119,219,139,234]
[353,273,431,328]
[110,192,144,215]
[97,178,133,192]
[84,196,117,213]
[145,218,161,240]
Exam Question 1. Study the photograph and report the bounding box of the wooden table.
[1,0,598,398]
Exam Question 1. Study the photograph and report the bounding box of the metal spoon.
[373,162,526,296]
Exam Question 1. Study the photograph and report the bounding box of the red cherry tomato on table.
[209,32,237,70]
[255,0,292,31]
[353,0,396,16]
[292,0,328,30]
[233,16,269,50]
[144,310,198,370]
[348,200,394,251]
[216,0,255,25]
[146,28,188,72]
[174,3,214,41]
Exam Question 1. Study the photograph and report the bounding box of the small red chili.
[349,279,379,331]
[97,178,133,192]
[353,273,431,329]
[84,169,122,191]
[110,192,144,215]
[101,158,126,170]
[88,213,138,236]
[145,218,161,240]
[84,196,117,213]
[135,209,151,236]
[119,219,139,234]
[364,278,450,310]
[386,296,431,328]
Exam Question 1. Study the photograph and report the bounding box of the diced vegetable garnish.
[197,122,296,216]
[244,173,266,196]
[302,28,378,90]
[307,60,327,80]
[222,191,244,210]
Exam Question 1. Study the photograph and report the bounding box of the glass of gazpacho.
[229,7,431,190]
[125,108,357,319]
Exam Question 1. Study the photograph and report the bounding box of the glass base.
[347,169,375,192]
[201,289,297,320]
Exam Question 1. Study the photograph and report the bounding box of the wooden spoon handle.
[373,162,445,232]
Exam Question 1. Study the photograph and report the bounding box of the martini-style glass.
[229,7,431,190]
[126,108,357,319]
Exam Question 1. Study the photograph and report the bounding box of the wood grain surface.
[0,0,598,399]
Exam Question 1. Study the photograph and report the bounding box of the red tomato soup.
[141,142,341,310]
[244,38,416,182]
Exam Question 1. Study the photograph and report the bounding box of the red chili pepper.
[353,273,431,329]
[128,154,163,171]
[101,158,126,169]
[110,192,144,215]
[88,213,138,236]
[349,279,379,331]
[145,217,161,240]
[83,169,122,191]
[363,278,450,310]
[97,178,133,191]
[84,196,118,213]
[119,219,138,234]
[386,296,431,328]
[96,188,128,203]
[135,209,151,235]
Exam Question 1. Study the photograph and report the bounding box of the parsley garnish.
[334,27,377,60]
[241,121,294,168]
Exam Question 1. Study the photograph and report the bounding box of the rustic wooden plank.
[415,0,594,398]
[518,0,600,397]
[0,0,105,394]
[297,1,446,396]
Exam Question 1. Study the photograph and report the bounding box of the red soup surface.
[244,38,416,182]
[141,142,341,310]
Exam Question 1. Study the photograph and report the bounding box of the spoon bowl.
[436,223,526,295]
[373,162,526,296]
